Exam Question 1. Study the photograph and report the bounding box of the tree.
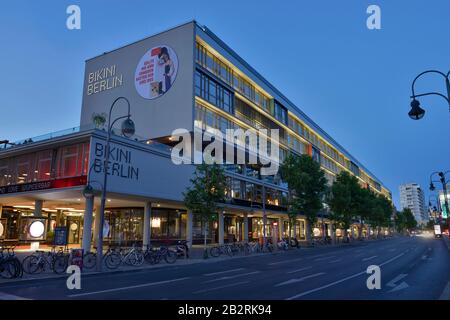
[367,194,393,237]
[394,210,407,234]
[328,171,361,242]
[280,153,327,243]
[183,163,227,258]
[403,208,418,232]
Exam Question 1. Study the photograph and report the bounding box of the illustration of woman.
[158,47,174,92]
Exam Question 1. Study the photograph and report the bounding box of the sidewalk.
[439,235,450,300]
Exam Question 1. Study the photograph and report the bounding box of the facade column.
[330,223,336,245]
[82,196,94,252]
[186,210,193,249]
[243,213,249,242]
[34,200,43,217]
[278,217,284,240]
[0,204,3,218]
[56,210,63,226]
[143,202,152,249]
[218,211,224,245]
[93,205,101,247]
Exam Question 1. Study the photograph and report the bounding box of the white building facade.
[399,183,428,225]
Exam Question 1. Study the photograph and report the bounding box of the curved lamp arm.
[108,97,132,132]
[411,70,450,106]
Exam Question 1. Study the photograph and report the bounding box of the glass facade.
[0,142,89,187]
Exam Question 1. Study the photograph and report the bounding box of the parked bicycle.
[144,245,177,264]
[0,246,23,279]
[104,244,145,269]
[22,246,68,274]
[209,244,233,257]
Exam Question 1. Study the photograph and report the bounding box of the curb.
[439,236,450,300]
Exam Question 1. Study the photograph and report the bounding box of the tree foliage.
[280,153,327,238]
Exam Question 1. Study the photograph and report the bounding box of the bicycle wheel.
[10,257,23,278]
[0,260,15,279]
[53,255,69,274]
[164,250,177,264]
[209,246,220,257]
[130,252,144,266]
[225,246,233,257]
[83,252,97,269]
[105,251,121,269]
[22,255,42,274]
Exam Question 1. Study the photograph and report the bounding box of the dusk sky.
[1,0,449,208]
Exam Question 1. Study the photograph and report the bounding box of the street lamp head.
[408,99,425,120]
[429,182,435,191]
[82,184,95,198]
[121,117,135,138]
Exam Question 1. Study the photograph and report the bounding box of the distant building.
[399,183,428,225]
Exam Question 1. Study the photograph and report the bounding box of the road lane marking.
[0,292,30,300]
[202,271,260,284]
[314,255,336,261]
[192,281,249,294]
[68,277,190,297]
[275,273,325,287]
[286,266,313,274]
[388,248,396,252]
[386,273,408,293]
[362,255,377,261]
[286,252,405,300]
[329,259,342,263]
[203,268,245,276]
[268,258,303,265]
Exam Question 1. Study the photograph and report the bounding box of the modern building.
[399,183,428,225]
[0,21,391,249]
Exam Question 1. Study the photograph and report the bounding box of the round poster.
[135,45,179,99]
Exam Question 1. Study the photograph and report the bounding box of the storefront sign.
[92,142,139,181]
[87,65,123,96]
[0,176,87,195]
[19,217,47,241]
[135,45,178,100]
[54,227,68,246]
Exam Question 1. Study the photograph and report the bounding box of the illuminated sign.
[29,221,45,238]
[0,176,87,195]
[439,194,449,219]
[135,45,178,100]
[87,65,123,95]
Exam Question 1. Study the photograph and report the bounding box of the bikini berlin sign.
[134,45,179,100]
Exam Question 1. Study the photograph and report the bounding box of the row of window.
[195,41,386,197]
[225,176,288,207]
[194,70,233,113]
[0,142,90,186]
[196,42,286,122]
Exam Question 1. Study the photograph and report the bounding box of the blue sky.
[1,0,449,208]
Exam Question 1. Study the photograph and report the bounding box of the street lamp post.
[407,69,450,120]
[429,171,450,229]
[95,97,135,272]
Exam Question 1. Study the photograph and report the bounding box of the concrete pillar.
[218,212,224,245]
[143,202,152,249]
[93,205,101,247]
[82,196,94,252]
[34,200,43,217]
[0,204,3,218]
[186,211,193,249]
[56,210,64,226]
[278,218,284,240]
[243,213,249,242]
[175,215,180,236]
[330,223,336,245]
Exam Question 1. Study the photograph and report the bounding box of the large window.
[195,70,233,113]
[0,142,89,187]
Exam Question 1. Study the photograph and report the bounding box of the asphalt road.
[0,235,448,300]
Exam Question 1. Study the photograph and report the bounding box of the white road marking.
[386,274,408,288]
[388,248,396,252]
[286,266,313,274]
[268,258,303,265]
[314,255,336,261]
[362,255,377,261]
[203,268,245,276]
[275,273,325,287]
[192,281,249,294]
[329,259,342,263]
[68,277,190,297]
[388,282,409,293]
[286,252,406,300]
[202,271,260,283]
[0,292,30,300]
